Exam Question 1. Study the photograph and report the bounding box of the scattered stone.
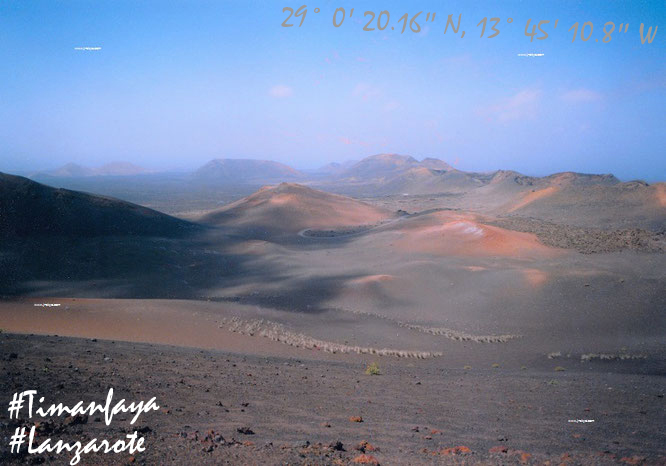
[440,445,471,455]
[489,447,532,464]
[63,414,88,426]
[620,456,646,465]
[356,440,379,453]
[489,446,509,454]
[330,441,344,451]
[352,453,380,465]
[34,420,58,435]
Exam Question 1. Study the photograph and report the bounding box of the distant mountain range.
[15,154,664,230]
[33,162,149,178]
[332,154,452,181]
[28,154,647,190]
[192,159,304,184]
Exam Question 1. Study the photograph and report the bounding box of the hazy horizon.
[5,153,665,183]
[1,0,664,180]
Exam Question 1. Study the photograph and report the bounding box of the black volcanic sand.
[1,334,664,465]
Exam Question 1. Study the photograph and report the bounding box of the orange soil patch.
[352,454,380,465]
[440,446,472,455]
[226,240,277,255]
[348,275,394,286]
[356,441,380,452]
[655,183,666,208]
[0,298,337,361]
[464,266,487,272]
[489,447,532,463]
[620,456,647,465]
[395,214,558,258]
[508,186,559,212]
[522,268,549,287]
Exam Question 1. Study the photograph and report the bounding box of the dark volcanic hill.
[0,173,235,298]
[0,172,198,237]
[193,159,304,184]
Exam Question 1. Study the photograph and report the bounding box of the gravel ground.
[1,334,664,465]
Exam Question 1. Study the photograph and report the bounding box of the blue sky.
[0,0,664,180]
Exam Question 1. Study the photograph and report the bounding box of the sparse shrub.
[581,352,647,362]
[520,366,527,370]
[491,363,500,368]
[554,366,566,372]
[399,322,519,343]
[220,317,443,359]
[365,362,381,375]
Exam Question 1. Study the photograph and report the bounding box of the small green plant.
[365,362,381,375]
